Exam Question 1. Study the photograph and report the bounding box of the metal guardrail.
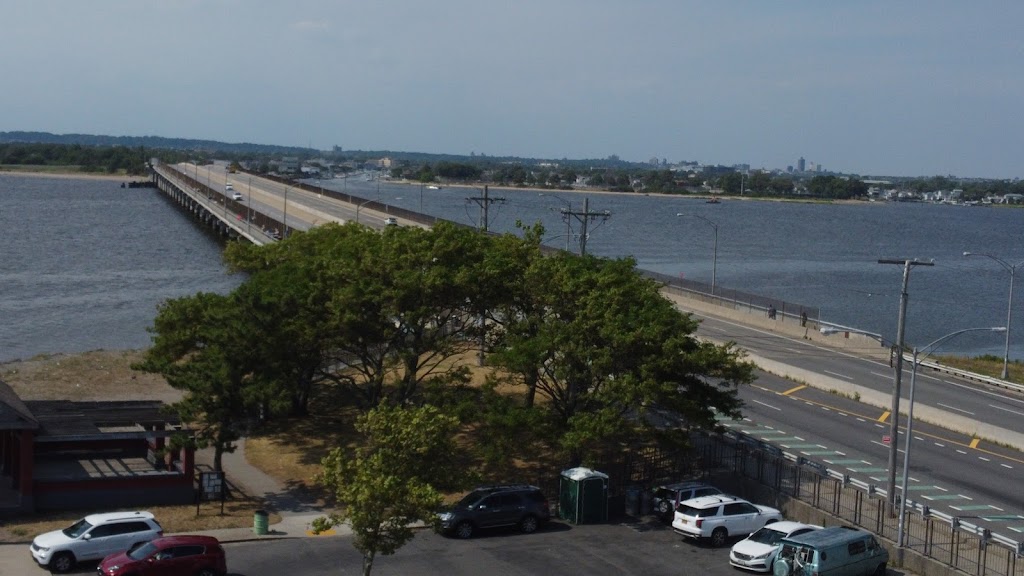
[914,357,1024,394]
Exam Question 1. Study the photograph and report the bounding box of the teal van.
[772,526,887,576]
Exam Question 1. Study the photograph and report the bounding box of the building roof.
[0,379,39,430]
[24,400,184,441]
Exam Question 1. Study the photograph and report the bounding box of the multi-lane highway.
[687,308,1024,536]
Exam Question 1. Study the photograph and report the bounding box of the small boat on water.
[706,197,721,204]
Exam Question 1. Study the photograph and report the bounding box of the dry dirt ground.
[0,350,274,543]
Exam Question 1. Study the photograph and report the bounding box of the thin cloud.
[291,19,329,31]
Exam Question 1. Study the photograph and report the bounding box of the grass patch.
[934,354,1021,383]
[0,501,278,545]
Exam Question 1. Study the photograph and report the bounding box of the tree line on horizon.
[3,138,1022,200]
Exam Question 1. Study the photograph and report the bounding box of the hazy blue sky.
[3,1,1022,178]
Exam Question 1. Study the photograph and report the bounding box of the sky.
[3,1,1023,179]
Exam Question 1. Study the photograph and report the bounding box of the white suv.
[672,494,782,547]
[30,510,162,573]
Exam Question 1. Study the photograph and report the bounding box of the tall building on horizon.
[797,156,806,172]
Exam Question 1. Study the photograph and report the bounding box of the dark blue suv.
[437,484,551,539]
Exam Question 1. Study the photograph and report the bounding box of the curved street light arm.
[963,251,1023,380]
[896,325,1007,553]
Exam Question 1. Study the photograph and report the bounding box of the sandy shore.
[0,168,149,182]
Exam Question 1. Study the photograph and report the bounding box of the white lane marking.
[753,400,782,411]
[990,405,1024,417]
[937,403,975,415]
[825,370,853,380]
[956,449,967,454]
[979,456,991,462]
[1002,464,1014,469]
[870,371,891,379]
[941,378,1024,405]
[934,442,945,447]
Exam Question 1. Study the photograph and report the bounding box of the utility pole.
[561,197,611,255]
[466,186,506,232]
[878,258,933,514]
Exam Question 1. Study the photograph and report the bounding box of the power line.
[561,197,611,255]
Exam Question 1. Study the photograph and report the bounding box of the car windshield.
[128,542,159,560]
[747,527,786,545]
[457,490,488,507]
[62,519,93,538]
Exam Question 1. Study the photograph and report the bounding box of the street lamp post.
[896,327,1006,555]
[963,252,1023,380]
[355,198,374,223]
[678,213,719,295]
[247,177,252,235]
[282,185,289,239]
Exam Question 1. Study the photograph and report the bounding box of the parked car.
[29,511,162,573]
[729,520,822,573]
[384,217,399,226]
[437,484,551,539]
[97,534,227,576]
[772,526,888,576]
[671,494,782,547]
[650,481,722,519]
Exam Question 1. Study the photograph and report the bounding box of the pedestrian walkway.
[191,437,351,543]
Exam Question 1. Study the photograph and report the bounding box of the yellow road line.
[753,383,1024,465]
[782,384,807,396]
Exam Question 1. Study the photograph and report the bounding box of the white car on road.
[672,494,782,547]
[729,520,822,572]
[30,511,162,573]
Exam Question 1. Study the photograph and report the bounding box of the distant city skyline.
[1,2,1022,179]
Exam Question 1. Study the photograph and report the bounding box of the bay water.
[3,172,1022,363]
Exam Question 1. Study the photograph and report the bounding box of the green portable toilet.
[559,467,609,524]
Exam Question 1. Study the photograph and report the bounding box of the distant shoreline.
[0,167,148,182]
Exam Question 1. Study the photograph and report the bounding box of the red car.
[96,535,226,576]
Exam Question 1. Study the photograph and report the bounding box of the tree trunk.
[361,551,375,576]
[213,447,223,472]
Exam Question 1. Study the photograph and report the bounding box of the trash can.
[625,486,641,517]
[253,510,269,535]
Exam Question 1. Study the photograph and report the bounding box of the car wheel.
[455,521,474,539]
[873,562,887,576]
[710,527,729,548]
[49,551,76,573]
[519,515,539,534]
[657,500,670,515]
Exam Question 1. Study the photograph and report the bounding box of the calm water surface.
[335,177,1024,360]
[3,172,1023,363]
[0,174,241,363]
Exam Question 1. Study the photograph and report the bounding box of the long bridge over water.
[150,160,442,245]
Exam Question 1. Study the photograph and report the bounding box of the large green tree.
[226,221,510,410]
[488,251,755,464]
[313,404,460,576]
[135,292,262,471]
